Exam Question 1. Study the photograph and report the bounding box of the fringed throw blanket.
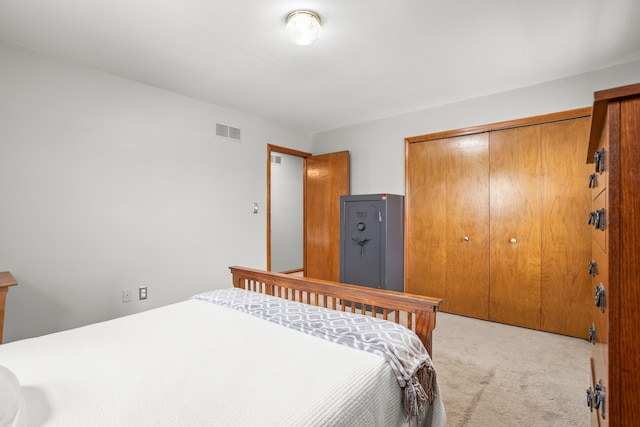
[192,288,437,421]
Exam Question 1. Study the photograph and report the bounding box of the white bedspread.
[0,295,445,427]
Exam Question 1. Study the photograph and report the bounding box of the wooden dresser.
[586,82,640,426]
[0,271,18,344]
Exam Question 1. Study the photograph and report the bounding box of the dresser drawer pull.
[587,386,594,411]
[588,209,605,230]
[594,380,606,419]
[595,284,606,313]
[588,323,596,344]
[586,380,606,419]
[594,148,605,174]
[588,260,598,277]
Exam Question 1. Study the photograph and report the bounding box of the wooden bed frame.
[230,266,443,357]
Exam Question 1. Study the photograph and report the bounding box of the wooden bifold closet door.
[407,133,490,320]
[489,125,543,330]
[406,112,592,337]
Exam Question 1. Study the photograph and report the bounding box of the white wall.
[0,41,311,342]
[312,60,640,196]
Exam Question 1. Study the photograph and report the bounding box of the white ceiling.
[1,1,639,133]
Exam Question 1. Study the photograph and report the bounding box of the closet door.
[407,134,489,318]
[445,134,490,318]
[489,126,542,329]
[539,117,592,337]
[407,137,448,299]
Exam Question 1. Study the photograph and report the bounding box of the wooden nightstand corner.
[0,272,18,344]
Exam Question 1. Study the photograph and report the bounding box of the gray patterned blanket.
[192,288,437,421]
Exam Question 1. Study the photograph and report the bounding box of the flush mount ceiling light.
[286,10,321,46]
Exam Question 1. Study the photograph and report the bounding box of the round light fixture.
[286,10,321,46]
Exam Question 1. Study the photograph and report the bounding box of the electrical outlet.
[139,286,147,300]
[122,289,131,303]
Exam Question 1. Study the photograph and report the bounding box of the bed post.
[231,270,242,289]
[415,310,437,357]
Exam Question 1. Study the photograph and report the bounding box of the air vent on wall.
[215,122,242,142]
[271,155,282,165]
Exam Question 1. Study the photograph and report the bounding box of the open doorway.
[267,144,350,280]
[267,144,310,273]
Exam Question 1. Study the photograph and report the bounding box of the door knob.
[509,238,517,244]
[463,236,469,241]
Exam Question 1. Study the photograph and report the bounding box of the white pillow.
[0,365,26,427]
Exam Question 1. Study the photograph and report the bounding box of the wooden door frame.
[267,144,311,273]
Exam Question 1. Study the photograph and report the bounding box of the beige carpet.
[431,312,591,426]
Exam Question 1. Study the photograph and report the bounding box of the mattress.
[0,290,444,426]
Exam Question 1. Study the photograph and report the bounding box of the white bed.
[0,267,445,427]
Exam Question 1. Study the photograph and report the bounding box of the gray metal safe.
[339,194,404,292]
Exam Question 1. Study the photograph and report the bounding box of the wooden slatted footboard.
[229,266,443,357]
